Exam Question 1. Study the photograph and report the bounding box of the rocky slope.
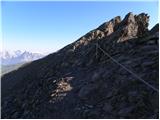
[1,12,159,119]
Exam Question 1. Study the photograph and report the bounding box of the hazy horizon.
[1,1,159,53]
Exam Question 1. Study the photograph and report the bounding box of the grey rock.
[118,106,134,116]
[103,103,113,113]
[78,84,98,99]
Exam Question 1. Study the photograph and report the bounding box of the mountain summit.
[1,13,159,119]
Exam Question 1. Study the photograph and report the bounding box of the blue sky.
[1,1,159,53]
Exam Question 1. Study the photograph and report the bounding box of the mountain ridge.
[0,50,45,65]
[1,12,159,119]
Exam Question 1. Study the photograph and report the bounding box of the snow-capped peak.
[0,50,46,65]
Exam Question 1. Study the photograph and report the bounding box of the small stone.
[118,106,134,116]
[85,104,94,109]
[11,112,19,118]
[87,109,100,118]
[142,61,154,66]
[103,103,113,113]
[78,84,98,99]
[128,91,138,97]
[106,91,113,98]
[91,72,100,82]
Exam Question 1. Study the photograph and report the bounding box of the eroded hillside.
[1,12,159,119]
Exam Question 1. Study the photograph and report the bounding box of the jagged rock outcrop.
[1,13,159,119]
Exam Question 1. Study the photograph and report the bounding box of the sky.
[1,1,159,54]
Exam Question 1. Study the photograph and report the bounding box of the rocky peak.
[123,12,135,23]
[135,13,149,36]
[98,16,121,35]
[115,12,149,42]
[74,12,150,48]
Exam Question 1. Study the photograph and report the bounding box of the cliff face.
[1,12,159,119]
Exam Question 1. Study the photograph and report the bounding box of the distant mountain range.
[0,50,45,65]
